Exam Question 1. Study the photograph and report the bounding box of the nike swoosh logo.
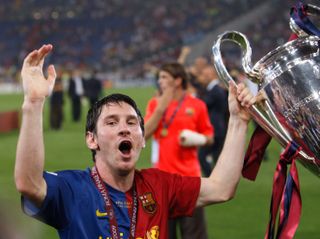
[96,209,108,217]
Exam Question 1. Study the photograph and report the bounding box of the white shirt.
[207,79,220,91]
[74,76,84,95]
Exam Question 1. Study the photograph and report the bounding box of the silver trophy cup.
[212,31,320,176]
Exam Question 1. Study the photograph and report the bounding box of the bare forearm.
[197,83,254,207]
[15,44,56,206]
[15,99,46,204]
[197,117,248,206]
[144,108,164,140]
[145,89,175,140]
[211,118,248,194]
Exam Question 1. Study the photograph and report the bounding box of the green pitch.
[1,87,320,238]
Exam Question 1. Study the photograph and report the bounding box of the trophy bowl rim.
[252,35,320,75]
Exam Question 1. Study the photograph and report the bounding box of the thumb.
[228,81,237,101]
[47,64,56,86]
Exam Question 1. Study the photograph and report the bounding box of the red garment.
[145,94,213,176]
[133,168,200,238]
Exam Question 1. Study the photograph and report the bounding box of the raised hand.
[157,85,175,110]
[21,44,56,101]
[228,82,255,123]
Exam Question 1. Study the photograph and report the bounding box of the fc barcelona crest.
[139,192,157,214]
[185,107,194,116]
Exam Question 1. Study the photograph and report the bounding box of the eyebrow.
[102,114,138,120]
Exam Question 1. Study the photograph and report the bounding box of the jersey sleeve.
[22,171,75,230]
[144,98,157,123]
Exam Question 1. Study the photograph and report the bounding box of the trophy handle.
[290,3,320,37]
[212,31,315,164]
[212,31,260,85]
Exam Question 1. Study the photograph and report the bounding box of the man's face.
[194,57,208,73]
[158,70,176,92]
[88,102,145,175]
[198,67,212,86]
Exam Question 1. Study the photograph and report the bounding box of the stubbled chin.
[116,149,140,173]
[118,168,132,176]
[117,161,135,176]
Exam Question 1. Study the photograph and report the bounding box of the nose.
[158,76,164,85]
[118,122,131,137]
[119,129,130,137]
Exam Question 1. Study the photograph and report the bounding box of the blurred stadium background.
[1,0,320,238]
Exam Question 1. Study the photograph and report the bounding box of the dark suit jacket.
[199,80,229,141]
[68,77,84,99]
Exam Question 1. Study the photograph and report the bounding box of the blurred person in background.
[144,62,214,239]
[197,65,229,176]
[68,69,84,122]
[177,46,203,97]
[186,72,202,97]
[49,69,64,130]
[188,56,209,80]
[84,69,103,108]
[15,44,255,239]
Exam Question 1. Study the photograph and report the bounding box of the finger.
[236,84,253,106]
[236,82,246,93]
[38,58,45,69]
[248,97,256,107]
[23,50,38,66]
[256,91,267,102]
[228,82,237,100]
[47,64,57,86]
[241,92,255,107]
[36,44,53,65]
[237,87,250,102]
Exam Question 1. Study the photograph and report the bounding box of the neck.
[95,161,135,192]
[173,88,186,101]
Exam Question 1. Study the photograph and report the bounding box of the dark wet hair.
[159,62,188,90]
[85,93,145,161]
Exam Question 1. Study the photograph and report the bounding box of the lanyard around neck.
[91,166,138,239]
[161,94,185,130]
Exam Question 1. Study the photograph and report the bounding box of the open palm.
[21,44,56,101]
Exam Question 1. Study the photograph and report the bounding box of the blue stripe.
[291,1,320,36]
[276,173,294,238]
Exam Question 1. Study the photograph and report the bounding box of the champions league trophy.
[212,10,320,177]
[212,2,320,237]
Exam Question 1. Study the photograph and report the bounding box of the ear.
[175,77,183,87]
[86,131,99,150]
[141,136,146,149]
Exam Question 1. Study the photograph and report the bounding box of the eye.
[128,119,138,125]
[106,120,117,126]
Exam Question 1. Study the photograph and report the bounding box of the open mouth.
[119,140,132,155]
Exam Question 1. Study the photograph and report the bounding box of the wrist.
[228,116,249,130]
[154,106,166,115]
[22,97,45,113]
